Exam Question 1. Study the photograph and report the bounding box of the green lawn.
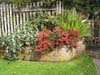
[0,53,98,75]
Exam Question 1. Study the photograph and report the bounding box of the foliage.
[75,0,100,19]
[0,25,37,60]
[35,26,80,53]
[11,0,58,8]
[52,26,80,48]
[62,0,100,19]
[11,0,31,7]
[33,13,57,31]
[36,29,53,53]
[56,9,91,37]
[0,0,12,3]
[16,24,37,47]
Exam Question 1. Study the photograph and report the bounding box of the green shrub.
[0,25,37,60]
[12,0,31,8]
[33,13,57,31]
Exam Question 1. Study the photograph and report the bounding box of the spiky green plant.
[57,9,91,37]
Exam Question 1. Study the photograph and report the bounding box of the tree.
[62,0,100,19]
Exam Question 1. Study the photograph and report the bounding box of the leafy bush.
[0,25,37,60]
[52,26,80,48]
[35,29,53,53]
[33,13,57,31]
[35,26,80,53]
[56,9,91,37]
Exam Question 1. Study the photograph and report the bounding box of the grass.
[0,53,98,75]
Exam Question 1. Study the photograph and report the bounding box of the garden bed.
[0,40,86,62]
[16,37,86,61]
[0,9,91,62]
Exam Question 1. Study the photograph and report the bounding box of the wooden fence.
[0,1,63,36]
[0,1,100,47]
[87,20,100,47]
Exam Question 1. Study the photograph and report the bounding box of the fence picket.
[1,2,60,36]
[0,6,1,36]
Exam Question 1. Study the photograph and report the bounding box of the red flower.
[53,26,62,32]
[35,27,80,53]
[67,29,80,38]
[36,30,53,53]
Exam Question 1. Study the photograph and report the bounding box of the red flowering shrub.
[67,29,80,39]
[63,29,80,48]
[35,29,53,53]
[53,26,63,33]
[36,39,53,53]
[37,30,52,41]
[35,26,80,53]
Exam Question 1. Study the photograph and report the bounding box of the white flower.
[13,49,16,53]
[5,49,8,53]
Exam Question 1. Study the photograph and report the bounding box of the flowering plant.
[52,27,80,48]
[35,26,80,53]
[35,30,53,53]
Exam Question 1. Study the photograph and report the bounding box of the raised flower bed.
[30,26,86,61]
[0,9,90,61]
[40,39,85,62]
